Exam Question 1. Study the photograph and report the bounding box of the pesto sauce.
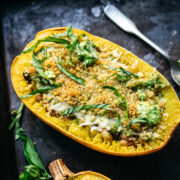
[137,102,161,125]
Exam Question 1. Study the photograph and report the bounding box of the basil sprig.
[9,103,25,140]
[102,86,128,119]
[23,37,70,54]
[63,104,110,115]
[64,27,99,66]
[8,103,24,131]
[9,104,52,180]
[20,85,61,99]
[54,56,85,85]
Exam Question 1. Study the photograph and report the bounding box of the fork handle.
[104,5,172,62]
[133,29,172,61]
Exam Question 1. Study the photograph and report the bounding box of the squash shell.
[11,27,180,156]
[49,158,110,180]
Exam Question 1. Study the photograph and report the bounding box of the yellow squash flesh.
[11,27,180,156]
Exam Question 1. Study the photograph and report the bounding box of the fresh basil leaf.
[54,56,85,85]
[33,47,48,62]
[72,36,98,66]
[32,55,46,78]
[20,134,52,179]
[68,35,81,65]
[119,67,138,79]
[102,65,117,71]
[116,114,121,128]
[102,65,138,83]
[33,47,44,56]
[20,85,61,99]
[100,110,107,117]
[51,26,70,38]
[8,102,25,140]
[102,86,128,119]
[129,118,149,126]
[15,127,25,141]
[23,37,70,54]
[110,114,121,134]
[40,49,48,62]
[63,104,110,115]
[31,55,60,87]
[21,135,45,170]
[81,56,97,67]
[67,24,76,41]
[22,165,40,178]
[51,25,76,41]
[9,104,51,179]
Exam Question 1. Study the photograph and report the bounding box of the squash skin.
[11,27,180,156]
[49,158,111,180]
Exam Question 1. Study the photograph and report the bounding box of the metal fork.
[104,5,180,86]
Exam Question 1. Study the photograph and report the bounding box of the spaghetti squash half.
[11,26,180,156]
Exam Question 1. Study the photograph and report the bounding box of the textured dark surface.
[1,0,180,179]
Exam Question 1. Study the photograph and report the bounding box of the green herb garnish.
[8,103,24,131]
[75,38,98,66]
[102,65,138,83]
[66,29,99,66]
[23,37,70,54]
[32,55,60,86]
[100,110,107,117]
[63,104,110,115]
[102,86,128,119]
[134,75,167,90]
[66,24,76,41]
[8,103,25,140]
[130,103,162,126]
[52,26,98,66]
[9,104,52,180]
[54,56,85,85]
[19,134,52,179]
[110,114,121,134]
[119,67,138,78]
[129,118,149,126]
[33,47,48,62]
[51,25,73,38]
[67,34,83,65]
[19,134,51,179]
[20,85,61,99]
[32,55,47,79]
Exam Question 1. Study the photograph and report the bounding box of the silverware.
[104,5,180,86]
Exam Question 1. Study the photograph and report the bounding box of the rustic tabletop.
[1,0,180,179]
